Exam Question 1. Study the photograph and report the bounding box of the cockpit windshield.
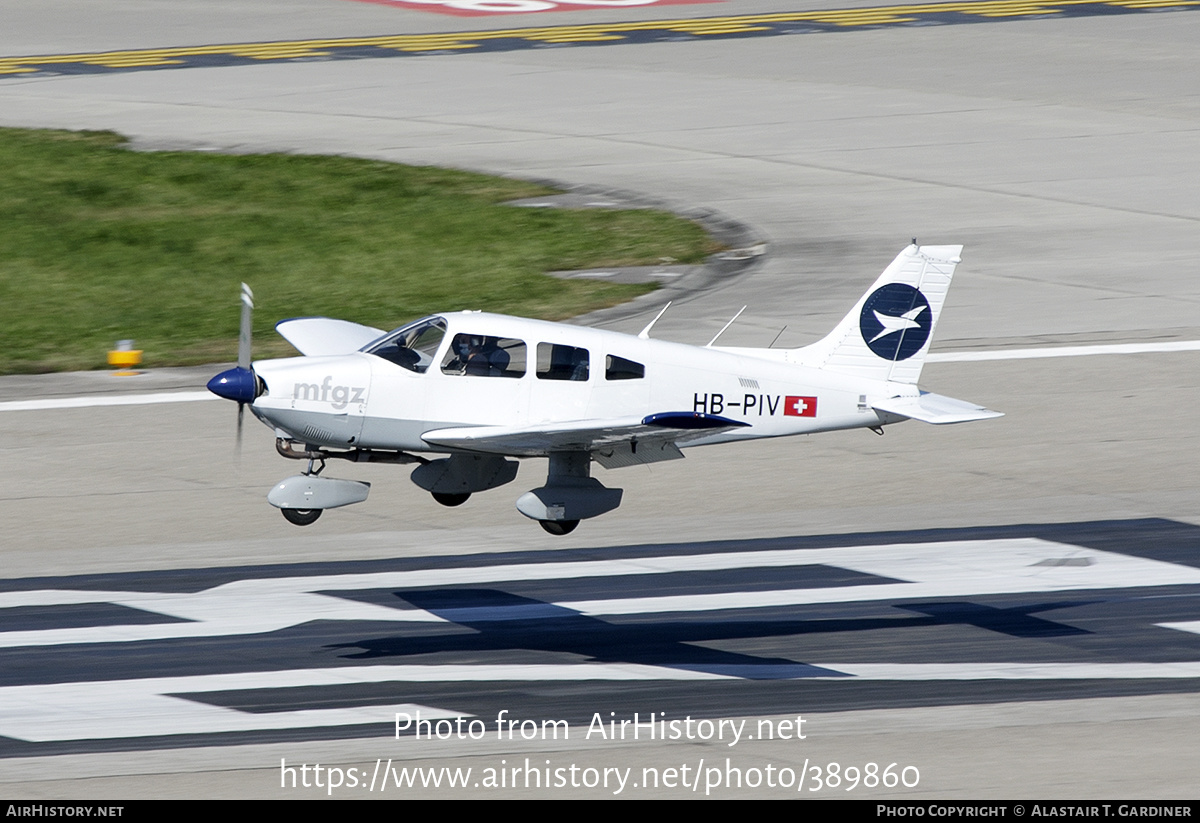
[363,316,447,373]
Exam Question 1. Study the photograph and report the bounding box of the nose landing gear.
[268,451,371,526]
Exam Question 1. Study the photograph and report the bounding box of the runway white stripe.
[4,661,1199,741]
[0,390,216,412]
[0,664,727,742]
[927,340,1200,363]
[560,541,1200,615]
[5,538,1200,647]
[2,340,1198,413]
[805,662,1200,680]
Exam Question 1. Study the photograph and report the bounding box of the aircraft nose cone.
[207,367,259,404]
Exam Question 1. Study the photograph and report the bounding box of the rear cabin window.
[441,334,526,378]
[605,355,645,381]
[537,343,589,381]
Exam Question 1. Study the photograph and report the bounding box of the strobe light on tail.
[207,243,1000,535]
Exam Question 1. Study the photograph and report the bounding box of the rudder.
[789,243,962,384]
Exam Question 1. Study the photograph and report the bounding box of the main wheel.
[539,519,579,536]
[282,508,322,526]
[432,492,471,507]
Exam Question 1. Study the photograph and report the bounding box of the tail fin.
[790,243,962,384]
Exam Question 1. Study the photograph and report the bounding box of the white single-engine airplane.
[208,243,1000,535]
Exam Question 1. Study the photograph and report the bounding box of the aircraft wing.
[422,412,750,468]
[276,317,386,356]
[871,392,1003,424]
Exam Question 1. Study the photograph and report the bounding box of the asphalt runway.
[2,0,1200,799]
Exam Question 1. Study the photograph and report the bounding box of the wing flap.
[276,317,386,356]
[871,392,1002,424]
[595,440,684,469]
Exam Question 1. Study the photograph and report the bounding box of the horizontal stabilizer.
[871,392,1003,425]
[276,317,386,356]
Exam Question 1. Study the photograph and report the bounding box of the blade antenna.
[638,301,671,340]
[706,306,746,347]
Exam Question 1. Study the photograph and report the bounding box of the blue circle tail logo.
[859,283,932,361]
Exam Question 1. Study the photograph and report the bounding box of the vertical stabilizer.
[789,244,962,384]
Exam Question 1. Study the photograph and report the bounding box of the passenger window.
[365,317,446,373]
[605,355,645,381]
[537,343,589,381]
[441,334,526,378]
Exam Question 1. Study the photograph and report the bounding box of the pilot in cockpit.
[447,334,510,376]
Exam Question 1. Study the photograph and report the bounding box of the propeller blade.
[205,283,260,455]
[238,282,254,371]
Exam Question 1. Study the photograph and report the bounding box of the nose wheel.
[281,508,322,526]
[539,519,579,536]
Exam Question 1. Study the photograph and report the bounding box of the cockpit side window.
[605,354,645,380]
[364,317,446,373]
[536,343,589,381]
[441,334,526,378]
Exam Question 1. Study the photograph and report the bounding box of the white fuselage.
[249,311,904,453]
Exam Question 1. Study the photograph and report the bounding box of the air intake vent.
[302,425,334,442]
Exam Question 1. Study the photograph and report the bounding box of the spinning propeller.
[206,283,263,446]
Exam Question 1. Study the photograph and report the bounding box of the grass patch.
[0,128,720,373]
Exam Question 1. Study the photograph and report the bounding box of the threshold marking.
[5,661,1200,741]
[5,530,1200,743]
[6,537,1200,647]
[0,664,722,742]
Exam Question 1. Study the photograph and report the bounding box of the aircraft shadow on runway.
[331,589,1096,680]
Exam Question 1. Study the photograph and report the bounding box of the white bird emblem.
[868,306,927,344]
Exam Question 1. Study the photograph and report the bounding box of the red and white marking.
[783,395,817,417]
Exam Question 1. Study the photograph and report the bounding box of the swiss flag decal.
[784,396,817,417]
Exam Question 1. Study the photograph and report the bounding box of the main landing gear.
[539,519,579,536]
[516,453,621,537]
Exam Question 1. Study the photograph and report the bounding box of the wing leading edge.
[422,412,749,469]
